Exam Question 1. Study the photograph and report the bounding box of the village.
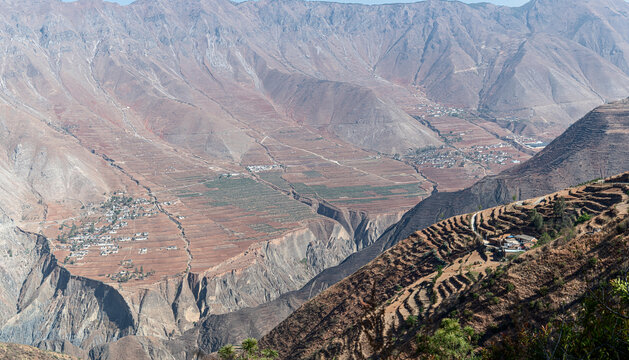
[106,259,155,283]
[57,193,157,264]
[404,143,521,169]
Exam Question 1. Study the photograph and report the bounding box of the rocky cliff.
[0,0,629,358]
[0,204,400,358]
[0,214,133,359]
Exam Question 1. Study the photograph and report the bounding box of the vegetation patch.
[204,177,314,224]
[218,338,278,360]
[486,276,629,359]
[292,182,424,201]
[415,318,477,359]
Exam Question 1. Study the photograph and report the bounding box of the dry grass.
[0,343,76,360]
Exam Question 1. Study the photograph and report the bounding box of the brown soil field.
[20,83,530,292]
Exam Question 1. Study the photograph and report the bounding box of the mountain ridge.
[261,171,629,359]
[0,0,629,357]
[187,97,629,355]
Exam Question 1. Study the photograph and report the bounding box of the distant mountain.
[1,0,629,357]
[236,0,629,136]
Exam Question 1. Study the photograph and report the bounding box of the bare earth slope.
[1,0,629,357]
[0,343,76,360]
[261,173,629,359]
[184,98,629,354]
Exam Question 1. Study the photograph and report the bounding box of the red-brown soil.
[261,173,629,359]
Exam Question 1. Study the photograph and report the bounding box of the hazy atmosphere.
[2,0,628,359]
[69,0,532,6]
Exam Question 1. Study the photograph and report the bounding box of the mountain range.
[1,0,629,358]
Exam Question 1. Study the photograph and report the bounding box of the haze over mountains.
[0,0,628,358]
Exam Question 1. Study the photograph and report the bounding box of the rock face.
[191,211,401,317]
[0,215,133,355]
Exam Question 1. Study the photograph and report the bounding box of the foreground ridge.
[261,172,629,359]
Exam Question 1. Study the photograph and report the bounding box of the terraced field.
[371,177,629,351]
[261,172,629,359]
[11,52,532,297]
[13,47,530,301]
[35,101,433,285]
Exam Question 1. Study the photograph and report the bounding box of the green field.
[292,182,424,201]
[259,172,294,192]
[203,177,314,224]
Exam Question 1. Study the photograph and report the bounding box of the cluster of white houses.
[483,234,538,255]
[65,230,151,259]
[61,195,161,260]
[246,164,282,173]
[498,234,537,253]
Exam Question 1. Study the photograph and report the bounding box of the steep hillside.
[381,97,629,248]
[258,68,442,154]
[261,173,629,359]
[1,0,629,357]
[187,97,629,353]
[0,343,76,360]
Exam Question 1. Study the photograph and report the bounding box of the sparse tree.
[406,315,418,328]
[241,338,258,358]
[416,318,476,359]
[261,349,279,359]
[218,344,236,360]
[537,232,552,247]
[529,209,544,231]
[487,273,629,359]
[218,339,277,360]
[553,197,566,218]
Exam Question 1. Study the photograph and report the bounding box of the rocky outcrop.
[0,215,134,352]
